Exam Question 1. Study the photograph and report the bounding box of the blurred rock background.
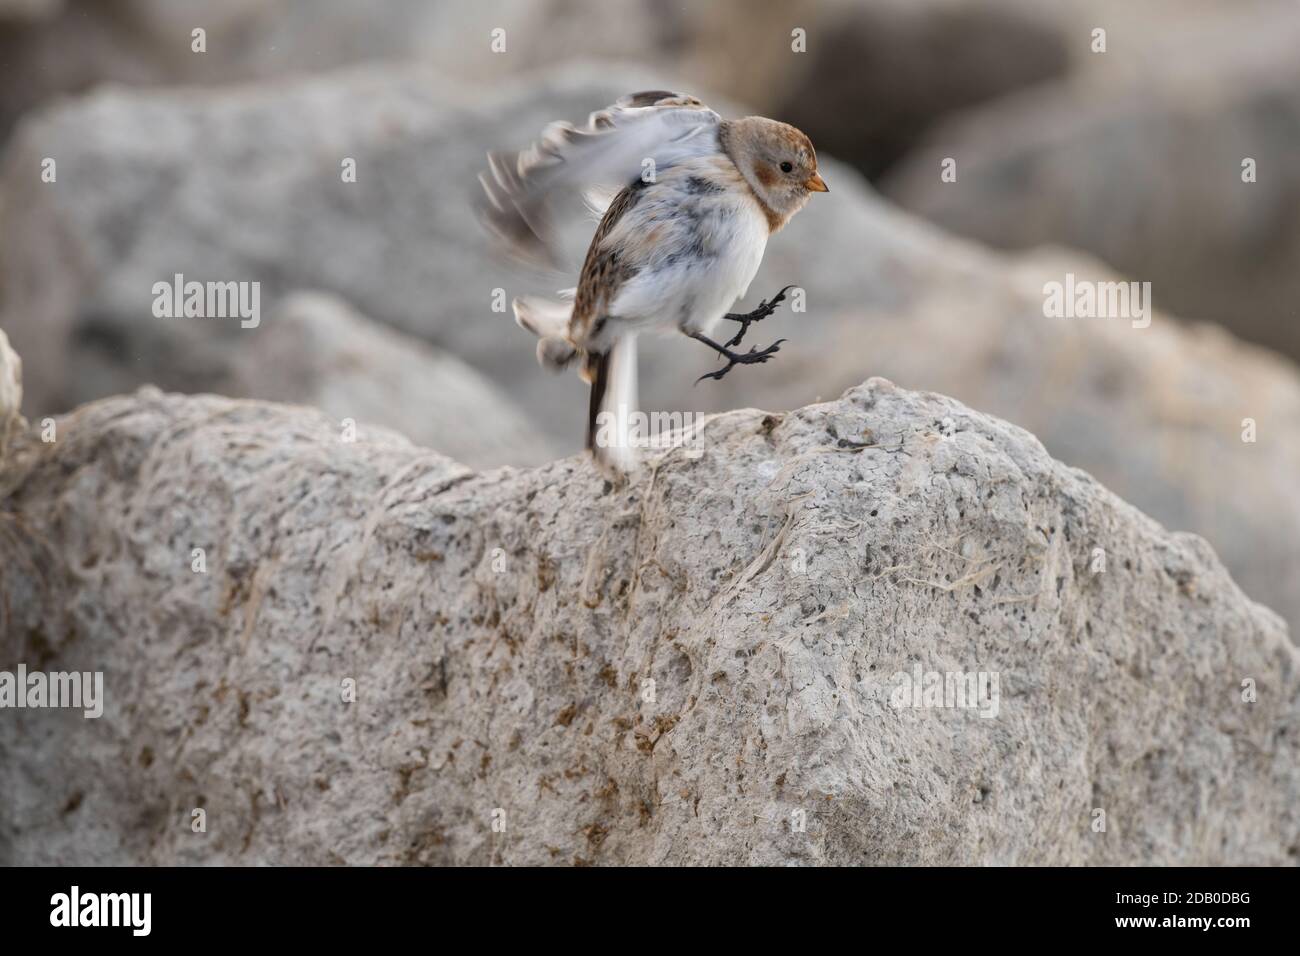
[1,0,1297,634]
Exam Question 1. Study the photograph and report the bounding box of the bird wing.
[477,91,721,269]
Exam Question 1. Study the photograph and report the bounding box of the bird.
[477,90,828,474]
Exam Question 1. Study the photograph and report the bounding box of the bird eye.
[779,161,793,173]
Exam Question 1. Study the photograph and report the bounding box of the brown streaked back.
[569,181,647,346]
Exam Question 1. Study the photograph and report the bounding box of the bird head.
[723,117,828,227]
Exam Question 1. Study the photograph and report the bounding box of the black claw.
[722,285,797,347]
[693,338,786,384]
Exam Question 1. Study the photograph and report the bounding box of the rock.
[0,382,1295,865]
[188,289,557,469]
[771,0,1069,179]
[881,4,1300,361]
[699,246,1300,644]
[0,327,23,462]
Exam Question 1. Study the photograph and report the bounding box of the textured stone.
[1,383,1294,865]
[700,246,1300,646]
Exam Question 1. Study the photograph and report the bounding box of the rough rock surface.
[700,247,1300,646]
[1,382,1295,865]
[6,62,1300,639]
[882,4,1300,360]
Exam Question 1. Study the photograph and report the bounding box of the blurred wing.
[477,91,721,268]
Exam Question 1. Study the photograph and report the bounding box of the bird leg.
[721,285,795,347]
[690,331,786,384]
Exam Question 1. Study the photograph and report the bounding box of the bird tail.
[586,334,639,476]
[513,295,576,371]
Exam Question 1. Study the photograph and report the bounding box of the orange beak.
[804,172,829,193]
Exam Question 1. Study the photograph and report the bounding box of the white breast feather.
[606,160,769,336]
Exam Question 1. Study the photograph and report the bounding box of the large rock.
[0,382,1295,865]
[882,3,1300,361]
[5,61,1300,640]
[698,246,1300,644]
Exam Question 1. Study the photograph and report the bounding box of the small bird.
[478,90,828,473]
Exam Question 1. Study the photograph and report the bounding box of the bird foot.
[722,284,795,347]
[694,337,786,384]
